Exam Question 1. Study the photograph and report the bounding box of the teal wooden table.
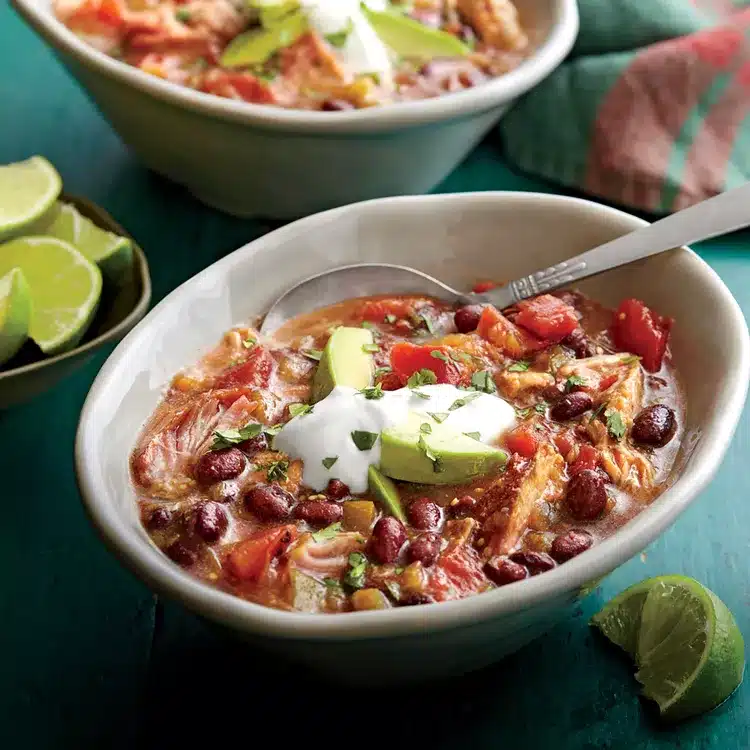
[2,7,749,748]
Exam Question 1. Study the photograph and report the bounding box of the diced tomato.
[599,373,618,391]
[570,444,599,474]
[227,526,298,582]
[611,298,673,372]
[553,431,574,457]
[215,347,274,389]
[377,371,403,391]
[504,426,539,458]
[358,298,415,324]
[390,342,462,385]
[476,306,546,358]
[426,546,488,601]
[97,0,123,24]
[201,72,275,104]
[472,280,498,294]
[515,294,578,341]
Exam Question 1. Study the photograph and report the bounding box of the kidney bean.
[631,404,676,447]
[550,529,594,563]
[294,500,343,527]
[449,494,477,516]
[238,433,268,456]
[245,484,294,521]
[454,305,484,333]
[484,556,529,586]
[371,517,407,564]
[408,498,442,531]
[400,592,435,606]
[566,469,608,520]
[561,328,596,358]
[194,502,228,544]
[166,540,196,567]
[407,533,441,567]
[326,478,350,501]
[550,392,593,422]
[321,99,353,112]
[146,507,172,530]
[194,448,245,484]
[509,550,556,575]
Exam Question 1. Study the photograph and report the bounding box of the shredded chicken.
[455,0,528,50]
[497,369,555,399]
[288,532,365,576]
[478,443,566,558]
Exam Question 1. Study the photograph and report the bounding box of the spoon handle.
[477,182,750,308]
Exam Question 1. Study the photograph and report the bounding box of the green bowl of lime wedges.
[0,156,151,408]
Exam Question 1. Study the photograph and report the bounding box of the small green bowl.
[0,195,151,409]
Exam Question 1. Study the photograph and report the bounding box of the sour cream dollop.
[274,384,516,494]
[299,0,393,79]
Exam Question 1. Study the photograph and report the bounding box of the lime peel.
[592,575,745,723]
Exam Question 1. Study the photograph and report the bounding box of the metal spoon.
[260,184,750,334]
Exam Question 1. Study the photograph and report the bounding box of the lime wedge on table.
[0,156,62,241]
[0,237,102,355]
[40,201,133,284]
[0,268,32,366]
[592,575,745,722]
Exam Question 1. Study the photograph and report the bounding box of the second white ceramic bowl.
[12,0,577,219]
[76,193,749,684]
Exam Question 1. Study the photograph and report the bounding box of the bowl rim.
[75,192,750,640]
[0,194,152,382]
[11,0,579,134]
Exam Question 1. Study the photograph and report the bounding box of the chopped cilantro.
[175,8,191,22]
[448,392,481,411]
[323,577,341,589]
[343,552,368,590]
[427,411,448,423]
[507,360,531,372]
[374,366,392,378]
[412,390,431,400]
[565,374,586,391]
[312,522,342,543]
[209,422,263,450]
[430,350,450,363]
[264,424,283,437]
[417,434,443,473]
[417,311,438,335]
[464,431,481,441]
[420,422,432,434]
[606,409,626,440]
[534,401,548,414]
[621,355,642,365]
[407,369,437,388]
[324,17,354,48]
[242,336,256,349]
[288,403,313,418]
[302,349,323,361]
[322,456,338,470]
[361,321,379,336]
[351,430,378,451]
[266,459,289,482]
[449,350,473,363]
[385,314,397,324]
[394,566,405,575]
[590,402,607,423]
[471,369,497,394]
[362,343,380,353]
[515,407,532,419]
[359,383,384,400]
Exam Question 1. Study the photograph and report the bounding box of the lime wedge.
[0,268,32,366]
[0,236,102,355]
[40,201,133,284]
[593,575,745,722]
[0,157,62,241]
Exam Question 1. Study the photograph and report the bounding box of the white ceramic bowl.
[75,193,749,684]
[12,0,577,219]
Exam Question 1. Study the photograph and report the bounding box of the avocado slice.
[363,7,471,59]
[221,9,308,68]
[380,413,507,485]
[311,326,375,403]
[368,465,407,522]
